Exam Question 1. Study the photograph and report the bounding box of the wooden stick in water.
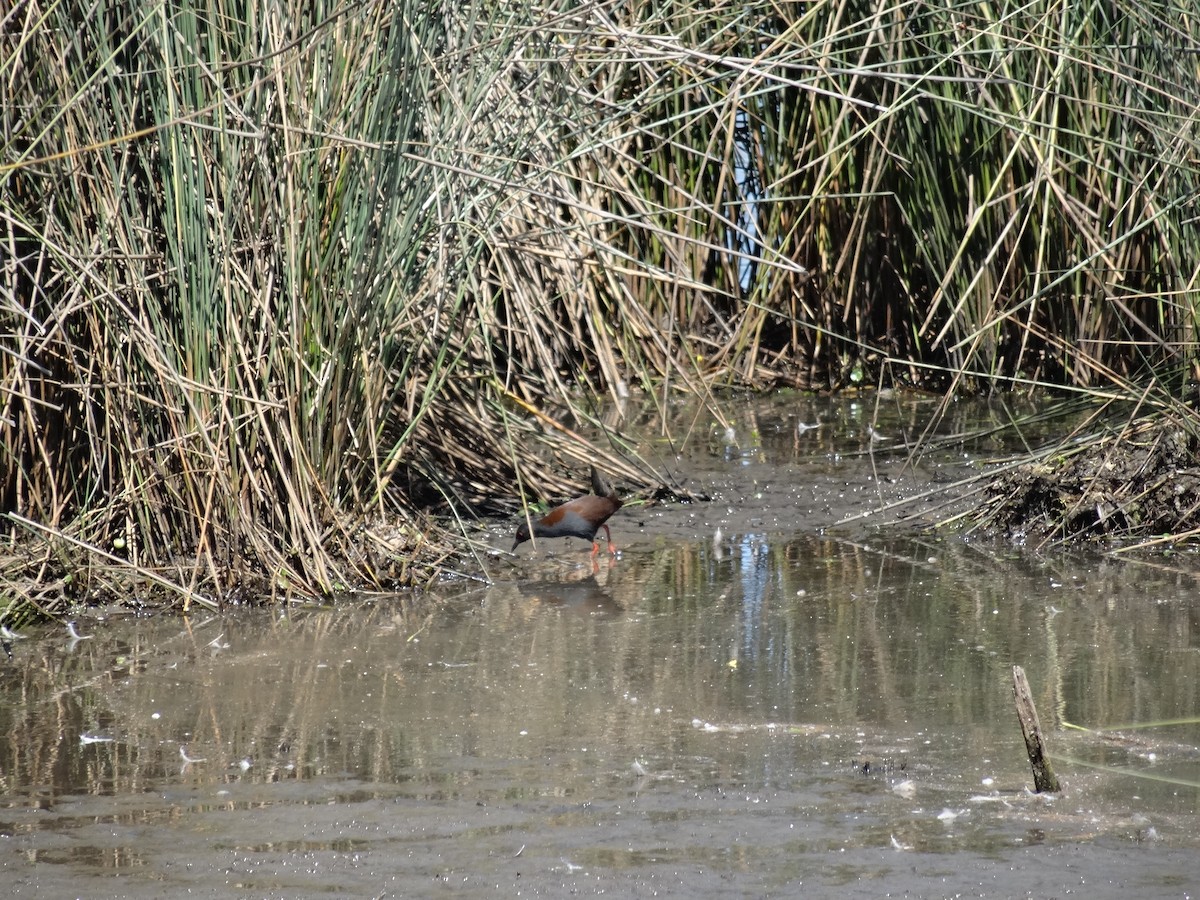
[1012,665,1061,793]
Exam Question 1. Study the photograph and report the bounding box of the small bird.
[513,466,623,556]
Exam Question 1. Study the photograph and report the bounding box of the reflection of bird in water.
[513,466,623,556]
[517,575,623,616]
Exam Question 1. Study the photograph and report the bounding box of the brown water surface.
[2,394,1198,898]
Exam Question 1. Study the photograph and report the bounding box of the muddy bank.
[498,390,984,563]
[979,412,1200,548]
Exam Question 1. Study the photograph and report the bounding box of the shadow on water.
[2,394,1199,897]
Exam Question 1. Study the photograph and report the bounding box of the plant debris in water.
[980,415,1200,546]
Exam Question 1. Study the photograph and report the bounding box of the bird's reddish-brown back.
[534,493,621,537]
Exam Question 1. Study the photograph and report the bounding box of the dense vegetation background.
[2,0,1198,610]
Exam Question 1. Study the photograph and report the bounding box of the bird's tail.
[590,465,619,500]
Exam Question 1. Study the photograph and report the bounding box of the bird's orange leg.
[601,524,617,555]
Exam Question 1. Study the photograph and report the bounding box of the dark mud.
[982,412,1200,548]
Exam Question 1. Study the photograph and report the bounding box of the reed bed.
[2,0,1197,612]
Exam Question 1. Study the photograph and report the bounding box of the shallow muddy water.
[2,394,1199,898]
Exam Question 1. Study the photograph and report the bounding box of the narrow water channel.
[2,395,1197,897]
